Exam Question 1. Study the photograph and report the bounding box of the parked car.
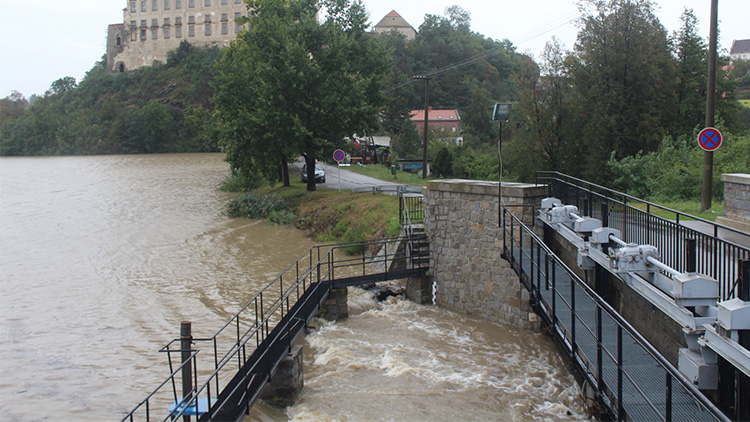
[301,164,325,183]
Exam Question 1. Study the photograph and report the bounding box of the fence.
[502,208,728,422]
[536,171,750,300]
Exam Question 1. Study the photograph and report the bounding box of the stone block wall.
[424,180,547,330]
[717,173,750,233]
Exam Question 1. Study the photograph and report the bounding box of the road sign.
[698,127,722,152]
[333,149,345,162]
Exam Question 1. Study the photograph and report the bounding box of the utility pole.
[414,75,431,179]
[701,0,719,212]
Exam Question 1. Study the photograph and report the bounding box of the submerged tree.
[213,0,390,191]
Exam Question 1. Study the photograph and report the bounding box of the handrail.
[536,171,749,300]
[535,171,749,243]
[502,208,728,422]
[121,235,429,421]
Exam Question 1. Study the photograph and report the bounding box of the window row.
[129,12,244,41]
[130,0,242,13]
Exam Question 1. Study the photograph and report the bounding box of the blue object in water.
[168,398,217,417]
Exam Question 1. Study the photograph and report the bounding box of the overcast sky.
[1,0,747,98]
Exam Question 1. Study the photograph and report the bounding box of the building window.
[140,28,147,40]
[205,16,212,36]
[189,25,195,37]
[221,22,228,34]
[176,25,182,37]
[188,15,195,23]
[141,1,146,12]
[189,0,194,8]
[234,12,241,33]
[164,27,170,38]
[152,0,158,11]
[164,0,170,10]
[119,63,125,73]
[130,20,137,40]
[151,19,158,39]
[115,34,122,46]
[205,0,211,6]
[176,0,182,8]
[130,2,136,13]
[235,0,240,3]
[222,0,227,4]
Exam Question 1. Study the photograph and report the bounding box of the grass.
[250,179,402,248]
[343,163,432,186]
[631,200,723,222]
[739,99,750,108]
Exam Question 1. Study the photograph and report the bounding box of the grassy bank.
[227,181,402,246]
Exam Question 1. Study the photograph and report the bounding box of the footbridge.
[503,172,749,421]
[121,193,429,422]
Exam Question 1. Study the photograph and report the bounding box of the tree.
[671,8,707,136]
[214,0,390,191]
[570,0,675,181]
[46,77,78,97]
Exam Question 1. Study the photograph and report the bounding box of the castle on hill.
[107,3,417,73]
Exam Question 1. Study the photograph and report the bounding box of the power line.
[385,13,578,93]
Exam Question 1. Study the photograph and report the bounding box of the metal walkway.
[121,235,429,422]
[503,209,728,421]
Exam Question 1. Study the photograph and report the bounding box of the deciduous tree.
[213,0,389,191]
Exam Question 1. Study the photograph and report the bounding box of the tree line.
[1,0,748,199]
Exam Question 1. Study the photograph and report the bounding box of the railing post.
[180,321,193,422]
[596,307,603,401]
[665,372,673,422]
[617,325,623,422]
[601,203,609,227]
[571,271,576,359]
[686,238,697,273]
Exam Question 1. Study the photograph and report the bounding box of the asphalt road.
[289,160,409,192]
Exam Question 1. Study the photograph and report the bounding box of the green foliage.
[608,130,750,202]
[214,0,390,192]
[227,193,292,219]
[1,44,222,156]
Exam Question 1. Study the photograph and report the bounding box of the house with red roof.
[410,108,463,143]
[373,10,417,41]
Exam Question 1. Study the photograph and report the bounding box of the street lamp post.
[492,103,511,227]
[414,75,431,179]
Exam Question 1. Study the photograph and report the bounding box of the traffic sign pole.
[333,149,345,192]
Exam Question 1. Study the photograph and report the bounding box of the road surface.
[289,160,415,192]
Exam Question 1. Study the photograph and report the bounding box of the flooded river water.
[0,153,586,421]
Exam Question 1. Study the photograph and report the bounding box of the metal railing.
[121,236,428,421]
[536,171,750,300]
[502,208,728,422]
[353,185,423,195]
[399,193,425,227]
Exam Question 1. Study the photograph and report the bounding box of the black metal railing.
[536,171,750,300]
[502,208,728,422]
[121,236,428,421]
[399,193,425,227]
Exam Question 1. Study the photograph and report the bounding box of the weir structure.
[121,196,429,421]
[123,172,749,421]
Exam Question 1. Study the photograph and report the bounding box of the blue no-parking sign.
[698,127,722,152]
[333,149,345,162]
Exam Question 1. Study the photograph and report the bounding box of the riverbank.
[228,181,403,246]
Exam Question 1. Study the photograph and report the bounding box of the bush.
[227,193,291,219]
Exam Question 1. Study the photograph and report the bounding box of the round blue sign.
[698,127,722,152]
[333,149,345,162]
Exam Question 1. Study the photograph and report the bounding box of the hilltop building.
[730,39,750,62]
[106,0,250,73]
[373,10,417,41]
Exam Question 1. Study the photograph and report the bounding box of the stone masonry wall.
[717,173,750,233]
[424,180,547,331]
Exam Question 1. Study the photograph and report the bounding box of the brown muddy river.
[0,153,587,421]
